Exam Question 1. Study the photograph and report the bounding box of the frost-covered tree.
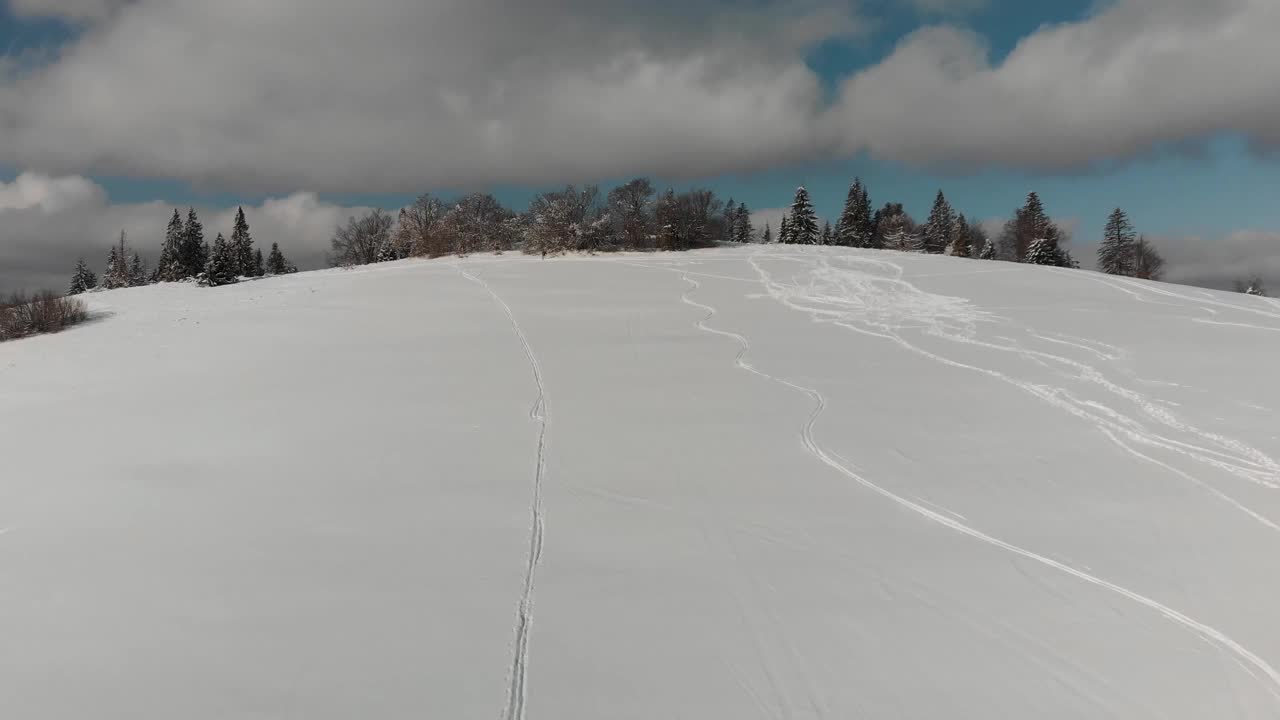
[440,193,514,255]
[251,248,265,276]
[68,257,97,295]
[155,209,185,282]
[762,223,773,244]
[873,203,913,251]
[329,209,394,266]
[179,208,207,279]
[394,194,449,257]
[733,202,753,243]
[1025,228,1077,268]
[922,190,955,254]
[1132,236,1165,281]
[779,215,793,244]
[1238,277,1268,296]
[978,238,997,260]
[228,207,255,277]
[835,179,872,247]
[821,221,833,245]
[527,185,610,255]
[1097,207,1137,276]
[606,178,656,250]
[949,213,973,258]
[128,252,149,287]
[203,233,238,286]
[789,187,819,245]
[101,231,132,289]
[834,178,865,245]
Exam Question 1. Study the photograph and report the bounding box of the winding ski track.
[676,257,1280,706]
[456,264,548,720]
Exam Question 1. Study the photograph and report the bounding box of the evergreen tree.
[266,242,290,275]
[1097,207,1137,276]
[68,257,97,295]
[1013,192,1052,261]
[128,252,148,287]
[789,187,819,245]
[156,209,184,281]
[203,233,238,287]
[1025,228,1076,268]
[835,179,862,246]
[872,203,912,251]
[949,213,973,257]
[978,239,997,260]
[821,221,833,245]
[376,236,398,262]
[251,248,265,277]
[762,223,773,244]
[101,231,132,289]
[779,215,792,244]
[733,203,753,244]
[922,190,955,254]
[179,208,206,279]
[228,206,255,277]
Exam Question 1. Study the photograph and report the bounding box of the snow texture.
[3,246,1280,718]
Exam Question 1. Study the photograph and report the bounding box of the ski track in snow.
[747,252,1280,506]
[455,265,548,720]
[674,257,1280,704]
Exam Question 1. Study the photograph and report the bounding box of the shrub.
[0,291,90,342]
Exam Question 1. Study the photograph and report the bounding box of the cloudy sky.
[2,0,1279,291]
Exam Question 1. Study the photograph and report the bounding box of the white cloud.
[828,0,1280,170]
[0,174,369,292]
[0,172,104,213]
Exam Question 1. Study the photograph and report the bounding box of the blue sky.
[2,0,1279,291]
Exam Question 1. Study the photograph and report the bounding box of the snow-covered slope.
[3,246,1280,719]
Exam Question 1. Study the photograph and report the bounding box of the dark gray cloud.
[3,0,1279,189]
[0,0,854,194]
[1155,231,1280,291]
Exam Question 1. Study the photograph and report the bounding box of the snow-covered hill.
[3,246,1280,719]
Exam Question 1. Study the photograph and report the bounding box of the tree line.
[68,207,298,294]
[328,179,756,265]
[327,177,1176,286]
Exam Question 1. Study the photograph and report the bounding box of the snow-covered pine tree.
[978,239,997,260]
[376,236,398,262]
[251,248,265,277]
[779,215,792,244]
[68,258,98,295]
[1097,207,1137,276]
[835,180,860,246]
[180,208,206,279]
[229,207,255,277]
[821,221,833,245]
[949,213,972,257]
[266,243,289,274]
[1025,228,1076,268]
[203,233,238,287]
[1244,279,1268,296]
[734,203,753,243]
[789,187,819,245]
[128,253,148,287]
[762,223,773,244]
[101,231,133,289]
[922,190,955,254]
[155,209,184,281]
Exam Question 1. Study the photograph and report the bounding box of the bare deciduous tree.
[329,209,394,267]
